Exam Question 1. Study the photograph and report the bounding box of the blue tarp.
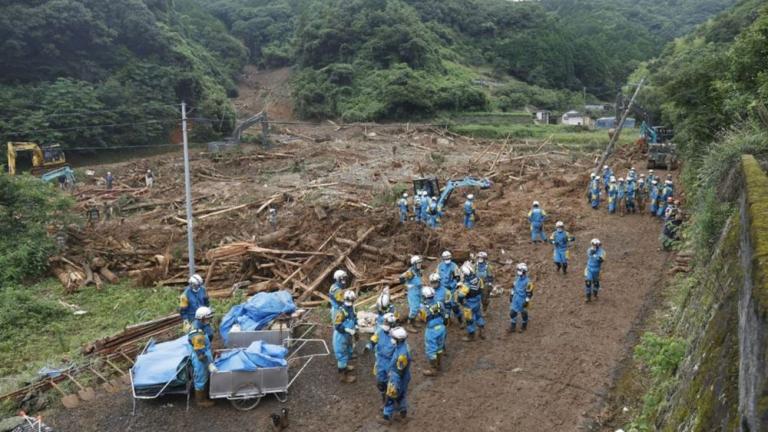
[131,336,190,388]
[214,341,288,372]
[219,291,296,344]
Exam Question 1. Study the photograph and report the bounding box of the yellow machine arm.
[7,142,51,175]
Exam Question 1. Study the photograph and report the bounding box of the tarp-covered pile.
[220,291,296,344]
[214,341,288,372]
[131,336,190,394]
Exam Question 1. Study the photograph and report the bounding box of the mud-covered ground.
[45,128,673,430]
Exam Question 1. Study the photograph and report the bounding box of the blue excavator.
[412,176,492,208]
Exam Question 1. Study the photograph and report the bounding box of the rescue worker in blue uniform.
[627,167,637,182]
[589,173,601,209]
[646,170,657,190]
[657,180,674,218]
[398,192,409,223]
[400,255,423,332]
[464,194,477,228]
[617,178,626,215]
[427,196,440,228]
[328,269,348,321]
[584,238,606,303]
[550,221,575,273]
[528,201,548,243]
[456,261,486,341]
[419,285,446,377]
[602,165,613,193]
[413,190,423,223]
[625,177,637,213]
[367,312,397,402]
[476,251,494,311]
[420,191,429,223]
[649,180,660,216]
[508,263,534,333]
[438,251,462,326]
[636,177,647,213]
[607,176,618,214]
[380,327,411,425]
[333,290,359,383]
[179,274,209,332]
[188,306,216,407]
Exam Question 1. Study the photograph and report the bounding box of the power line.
[5,119,180,135]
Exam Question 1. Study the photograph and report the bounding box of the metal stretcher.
[208,338,329,411]
[129,343,192,415]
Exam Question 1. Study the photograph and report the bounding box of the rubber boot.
[436,353,443,371]
[344,370,357,383]
[593,290,599,300]
[345,364,355,372]
[555,263,561,273]
[462,332,476,342]
[406,318,418,333]
[507,322,516,334]
[585,293,592,303]
[195,390,214,407]
[423,359,439,377]
[478,326,486,340]
[399,411,410,424]
[521,322,528,332]
[563,263,568,274]
[378,416,392,426]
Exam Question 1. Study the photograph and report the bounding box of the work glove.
[525,297,531,303]
[344,328,356,337]
[208,364,218,373]
[181,320,192,332]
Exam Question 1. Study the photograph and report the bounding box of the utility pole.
[595,78,645,174]
[181,101,195,275]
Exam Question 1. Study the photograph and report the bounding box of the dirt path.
[46,162,671,431]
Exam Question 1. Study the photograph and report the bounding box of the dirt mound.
[234,66,294,120]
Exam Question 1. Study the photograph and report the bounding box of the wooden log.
[82,262,95,287]
[333,238,399,260]
[94,273,103,290]
[99,267,119,284]
[52,266,71,289]
[297,226,376,302]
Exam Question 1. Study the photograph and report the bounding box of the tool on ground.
[49,379,80,409]
[105,358,132,385]
[88,365,118,393]
[64,372,96,401]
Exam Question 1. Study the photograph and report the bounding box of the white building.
[561,110,591,126]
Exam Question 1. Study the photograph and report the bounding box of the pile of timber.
[82,314,180,356]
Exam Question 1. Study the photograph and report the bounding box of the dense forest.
[0,0,739,150]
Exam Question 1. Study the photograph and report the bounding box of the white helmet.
[591,238,601,246]
[640,173,646,177]
[441,250,452,260]
[430,196,437,202]
[516,263,528,275]
[410,255,422,265]
[652,179,658,185]
[618,177,624,182]
[649,169,655,174]
[461,261,474,276]
[477,251,488,260]
[376,287,390,310]
[429,272,440,284]
[402,192,408,198]
[630,167,636,171]
[381,312,397,330]
[421,190,428,196]
[603,165,608,169]
[391,326,408,341]
[467,194,474,200]
[188,274,203,287]
[421,286,435,299]
[333,269,348,282]
[556,221,564,228]
[610,176,616,182]
[194,306,213,320]
[532,201,540,207]
[665,179,673,185]
[590,173,596,179]
[639,178,645,184]
[343,290,357,305]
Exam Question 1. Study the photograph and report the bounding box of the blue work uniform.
[649,184,659,215]
[477,261,494,310]
[398,197,408,222]
[550,229,575,265]
[607,183,618,214]
[657,184,674,218]
[419,297,446,361]
[192,319,214,343]
[456,274,485,335]
[627,169,637,182]
[179,286,209,323]
[400,265,423,320]
[420,197,429,223]
[427,200,439,228]
[188,328,213,391]
[602,168,613,193]
[617,181,626,203]
[584,246,606,298]
[328,281,346,321]
[626,180,636,212]
[509,274,534,328]
[375,302,397,326]
[413,195,422,222]
[369,325,395,396]
[528,207,548,242]
[589,179,601,209]
[438,260,461,320]
[383,341,412,420]
[332,304,357,370]
[463,199,476,228]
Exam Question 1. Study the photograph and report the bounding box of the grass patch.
[449,123,635,149]
[0,279,241,395]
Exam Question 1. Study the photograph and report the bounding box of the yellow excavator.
[7,141,75,183]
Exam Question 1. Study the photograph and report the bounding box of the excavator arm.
[437,177,492,208]
[7,142,45,175]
